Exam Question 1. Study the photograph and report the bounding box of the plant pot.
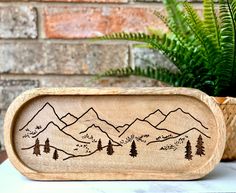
[213,97,236,161]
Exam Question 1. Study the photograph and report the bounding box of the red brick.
[44,6,167,39]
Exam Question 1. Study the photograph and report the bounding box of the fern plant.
[97,0,236,97]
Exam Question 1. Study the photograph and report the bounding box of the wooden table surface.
[0,159,236,193]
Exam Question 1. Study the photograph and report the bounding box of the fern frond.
[154,11,188,47]
[102,65,215,94]
[203,0,221,48]
[216,0,236,95]
[232,0,236,17]
[99,32,187,72]
[163,0,190,36]
[97,32,150,42]
[184,2,220,68]
[97,32,165,52]
[183,3,206,44]
[102,66,182,86]
[95,0,236,96]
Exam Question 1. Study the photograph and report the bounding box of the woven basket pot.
[213,97,236,161]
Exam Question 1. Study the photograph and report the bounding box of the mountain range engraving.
[20,102,211,161]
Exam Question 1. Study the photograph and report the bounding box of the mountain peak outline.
[156,107,209,136]
[147,127,211,146]
[19,102,212,160]
[20,102,210,147]
[20,102,66,132]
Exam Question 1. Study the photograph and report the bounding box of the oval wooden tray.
[4,87,225,180]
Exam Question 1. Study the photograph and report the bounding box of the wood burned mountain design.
[12,94,219,174]
[20,102,210,161]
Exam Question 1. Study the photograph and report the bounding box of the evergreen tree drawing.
[53,149,59,160]
[185,140,193,160]
[107,140,114,155]
[43,138,50,153]
[196,135,205,156]
[97,139,103,151]
[33,138,41,156]
[129,140,138,157]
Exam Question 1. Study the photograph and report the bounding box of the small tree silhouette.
[107,140,114,155]
[33,138,41,156]
[129,140,138,158]
[196,135,205,156]
[185,140,193,160]
[53,149,59,160]
[97,139,103,151]
[43,138,50,153]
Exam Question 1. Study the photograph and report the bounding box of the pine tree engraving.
[196,135,205,156]
[43,138,50,153]
[33,138,41,156]
[53,149,59,160]
[185,140,193,160]
[97,139,103,151]
[129,140,138,157]
[107,140,114,155]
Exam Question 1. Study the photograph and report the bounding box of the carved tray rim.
[4,87,226,180]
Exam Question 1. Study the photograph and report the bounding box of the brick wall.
[0,0,201,149]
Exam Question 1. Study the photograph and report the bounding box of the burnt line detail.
[85,107,120,133]
[63,144,121,161]
[61,107,120,133]
[20,102,67,131]
[31,121,90,144]
[143,109,167,120]
[19,102,211,146]
[19,102,211,162]
[117,107,209,138]
[147,127,211,145]
[79,124,122,146]
[156,107,209,130]
[60,112,78,120]
[118,118,140,138]
[21,144,74,156]
[118,118,180,138]
[19,103,209,136]
[116,124,129,129]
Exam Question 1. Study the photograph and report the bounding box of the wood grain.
[4,87,226,180]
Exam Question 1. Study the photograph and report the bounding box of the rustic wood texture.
[214,97,236,161]
[4,88,226,180]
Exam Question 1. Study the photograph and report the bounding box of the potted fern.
[97,0,236,160]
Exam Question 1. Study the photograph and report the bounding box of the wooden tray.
[4,88,226,180]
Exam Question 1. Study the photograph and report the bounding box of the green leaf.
[162,0,190,36]
[203,0,221,48]
[216,0,236,96]
[94,0,236,97]
[102,66,180,86]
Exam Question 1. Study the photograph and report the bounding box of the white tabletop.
[0,159,236,193]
